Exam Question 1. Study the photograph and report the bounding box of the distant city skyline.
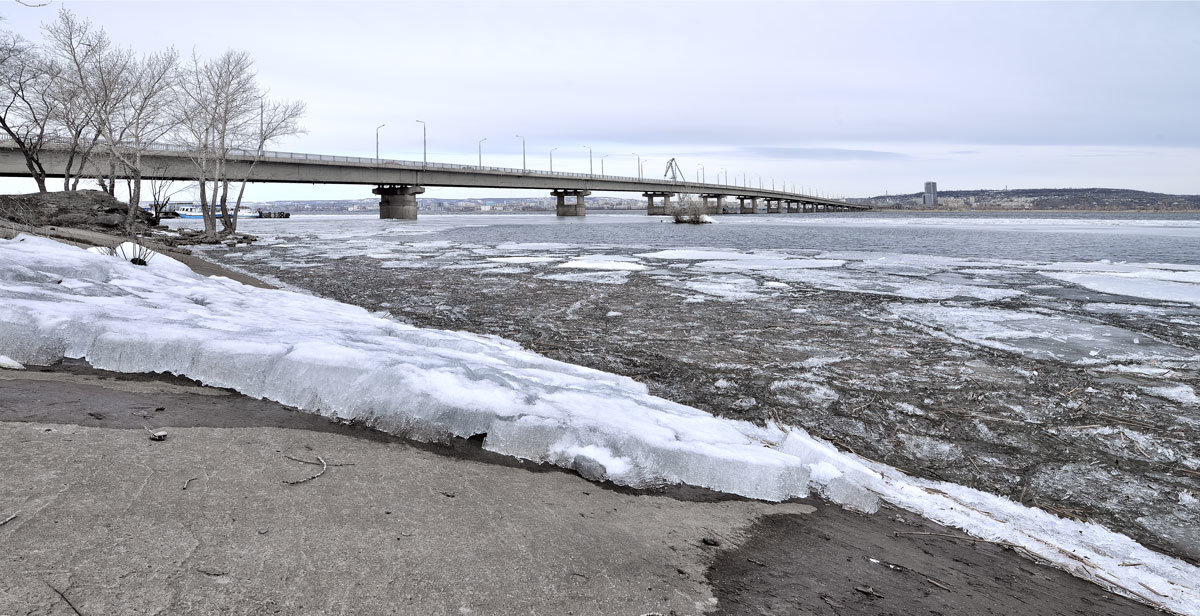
[2,0,1197,201]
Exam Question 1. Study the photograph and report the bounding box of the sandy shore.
[0,361,1159,615]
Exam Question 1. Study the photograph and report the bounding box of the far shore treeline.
[0,9,305,240]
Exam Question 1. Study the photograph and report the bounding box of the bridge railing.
[0,136,867,207]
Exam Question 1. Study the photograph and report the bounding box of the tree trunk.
[218,178,232,234]
[199,176,217,242]
[124,174,143,233]
[70,130,102,191]
[0,119,48,192]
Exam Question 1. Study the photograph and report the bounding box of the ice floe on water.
[679,275,763,300]
[2,234,1199,614]
[558,255,648,271]
[536,271,632,285]
[1041,271,1200,306]
[487,256,559,264]
[1143,384,1199,406]
[888,304,1199,364]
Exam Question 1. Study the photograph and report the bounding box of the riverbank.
[194,214,1200,569]
[0,361,1159,615]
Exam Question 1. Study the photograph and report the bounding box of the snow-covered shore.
[1,234,1196,614]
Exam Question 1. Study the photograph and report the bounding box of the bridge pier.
[785,199,800,213]
[552,189,590,216]
[737,196,758,214]
[374,184,424,219]
[644,191,672,216]
[700,194,724,214]
[765,198,782,214]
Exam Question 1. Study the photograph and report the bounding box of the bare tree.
[41,9,107,191]
[44,9,180,230]
[226,97,304,232]
[0,32,54,192]
[103,47,179,230]
[175,49,302,240]
[146,165,192,225]
[175,50,255,240]
[672,194,710,224]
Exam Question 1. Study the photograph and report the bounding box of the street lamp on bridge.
[515,135,526,172]
[600,154,609,176]
[698,164,705,183]
[478,137,487,168]
[375,124,385,161]
[583,145,592,176]
[415,120,426,167]
[631,153,642,179]
[550,147,558,173]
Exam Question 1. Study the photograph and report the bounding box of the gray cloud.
[1,0,1196,197]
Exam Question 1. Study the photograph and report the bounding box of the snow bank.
[1,235,1196,614]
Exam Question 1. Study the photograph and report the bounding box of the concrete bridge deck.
[0,143,870,219]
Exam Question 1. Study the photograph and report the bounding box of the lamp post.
[600,154,609,176]
[583,145,592,176]
[375,123,385,160]
[415,120,426,166]
[698,164,705,183]
[478,137,487,167]
[721,168,727,185]
[515,134,525,171]
[550,147,558,173]
[632,153,641,179]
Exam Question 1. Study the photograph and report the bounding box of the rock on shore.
[0,190,153,231]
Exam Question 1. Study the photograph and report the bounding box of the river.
[172,210,1200,565]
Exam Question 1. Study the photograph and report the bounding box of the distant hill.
[859,188,1200,211]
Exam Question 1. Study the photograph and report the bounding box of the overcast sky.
[3,0,1199,201]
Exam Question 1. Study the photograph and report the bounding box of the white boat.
[172,203,255,220]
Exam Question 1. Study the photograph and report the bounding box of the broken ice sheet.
[888,303,1199,364]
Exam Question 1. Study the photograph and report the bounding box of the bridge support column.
[738,196,758,214]
[700,194,724,214]
[785,200,800,213]
[644,191,672,216]
[551,189,590,216]
[374,184,424,219]
[765,198,782,214]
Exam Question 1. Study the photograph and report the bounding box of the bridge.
[0,143,870,219]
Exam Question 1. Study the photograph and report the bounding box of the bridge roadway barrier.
[0,144,871,219]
